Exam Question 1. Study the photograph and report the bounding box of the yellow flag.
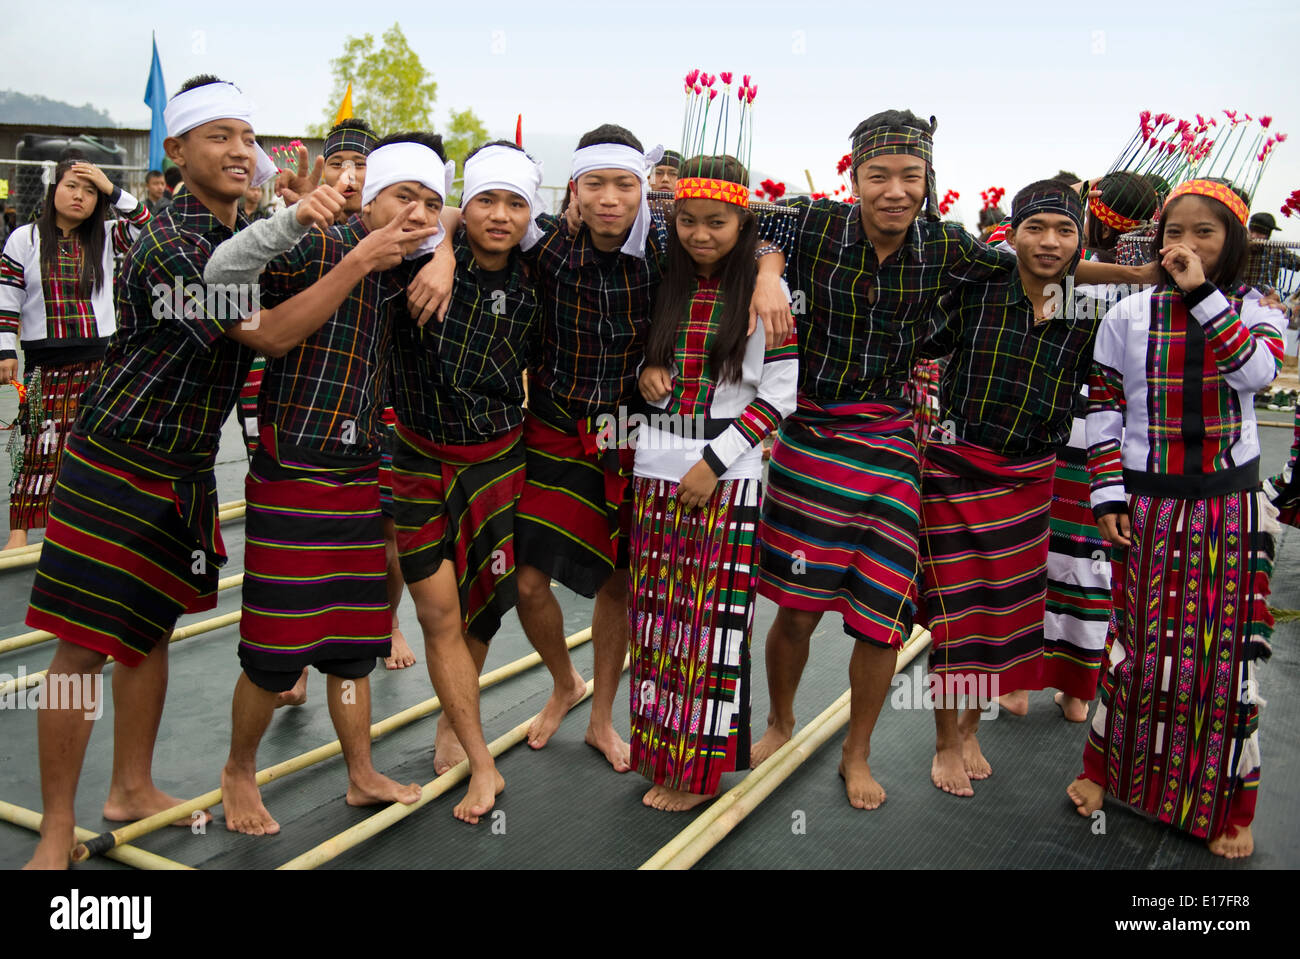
[0,178,9,199]
[333,82,354,125]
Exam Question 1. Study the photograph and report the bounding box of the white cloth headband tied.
[163,82,277,188]
[569,142,665,258]
[462,146,546,252]
[362,142,455,258]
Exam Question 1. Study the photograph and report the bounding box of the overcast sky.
[5,0,1298,238]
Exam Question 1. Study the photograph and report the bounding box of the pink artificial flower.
[1261,115,1273,128]
[686,69,699,85]
[709,88,717,101]
[720,71,733,85]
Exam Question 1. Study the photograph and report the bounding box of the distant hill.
[0,91,115,127]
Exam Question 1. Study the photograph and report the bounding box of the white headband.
[362,141,455,258]
[569,141,665,258]
[163,82,277,188]
[462,145,546,252]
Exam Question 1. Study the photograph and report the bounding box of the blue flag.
[143,34,167,171]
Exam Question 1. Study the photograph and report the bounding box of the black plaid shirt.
[925,274,1104,455]
[782,197,1014,405]
[255,214,403,458]
[77,189,254,455]
[393,227,540,445]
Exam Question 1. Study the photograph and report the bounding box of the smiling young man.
[21,75,353,869]
[917,180,1107,797]
[199,132,509,830]
[388,141,544,791]
[753,110,1150,811]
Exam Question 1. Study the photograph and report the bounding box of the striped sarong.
[9,357,102,531]
[1040,421,1110,700]
[757,400,919,649]
[514,393,634,598]
[237,427,390,675]
[1081,489,1273,839]
[391,423,525,642]
[919,437,1056,694]
[630,475,759,794]
[25,431,222,666]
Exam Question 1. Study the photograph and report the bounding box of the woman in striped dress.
[630,154,797,811]
[0,159,149,549]
[1068,180,1284,859]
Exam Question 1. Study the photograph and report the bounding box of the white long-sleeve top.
[634,276,798,483]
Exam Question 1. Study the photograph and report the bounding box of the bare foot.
[750,720,794,768]
[275,669,308,708]
[839,756,886,810]
[1066,776,1104,816]
[642,783,714,812]
[995,688,1029,716]
[103,785,212,827]
[432,716,466,775]
[526,668,586,749]
[1054,691,1089,723]
[931,747,974,797]
[453,766,505,824]
[585,722,631,773]
[1207,824,1254,859]
[23,820,74,870]
[220,764,280,836]
[4,529,28,551]
[345,770,421,807]
[961,734,992,780]
[384,624,417,670]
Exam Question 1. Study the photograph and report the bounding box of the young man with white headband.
[200,132,504,828]
[389,139,544,781]
[22,75,356,869]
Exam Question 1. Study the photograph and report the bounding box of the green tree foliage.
[311,23,489,168]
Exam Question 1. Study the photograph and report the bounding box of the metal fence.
[1,158,152,225]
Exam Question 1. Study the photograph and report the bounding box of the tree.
[443,108,490,172]
[311,23,489,171]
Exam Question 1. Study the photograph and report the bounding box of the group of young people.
[5,73,1283,869]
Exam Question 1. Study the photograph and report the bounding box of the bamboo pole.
[641,626,932,871]
[70,629,594,862]
[0,575,245,656]
[0,610,243,698]
[0,502,246,572]
[278,653,628,871]
[0,799,193,871]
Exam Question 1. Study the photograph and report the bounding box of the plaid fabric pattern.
[111,196,151,254]
[255,215,404,457]
[392,229,540,445]
[324,126,377,157]
[41,236,98,340]
[76,189,254,454]
[925,274,1102,456]
[524,212,669,419]
[781,197,1014,404]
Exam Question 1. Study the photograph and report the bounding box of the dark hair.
[1051,170,1079,185]
[464,139,528,164]
[1142,173,1171,204]
[328,117,376,137]
[34,158,109,296]
[374,131,446,161]
[176,74,227,95]
[164,167,183,190]
[577,124,643,152]
[1151,192,1250,289]
[977,205,1005,230]
[146,169,163,180]
[1086,172,1157,253]
[644,155,757,385]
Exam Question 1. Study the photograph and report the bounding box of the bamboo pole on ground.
[0,610,243,698]
[641,626,932,871]
[70,629,594,863]
[0,501,246,572]
[0,575,245,657]
[278,653,629,871]
[0,799,193,870]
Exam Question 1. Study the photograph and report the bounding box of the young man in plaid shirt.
[754,110,1154,810]
[200,133,512,830]
[23,75,355,869]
